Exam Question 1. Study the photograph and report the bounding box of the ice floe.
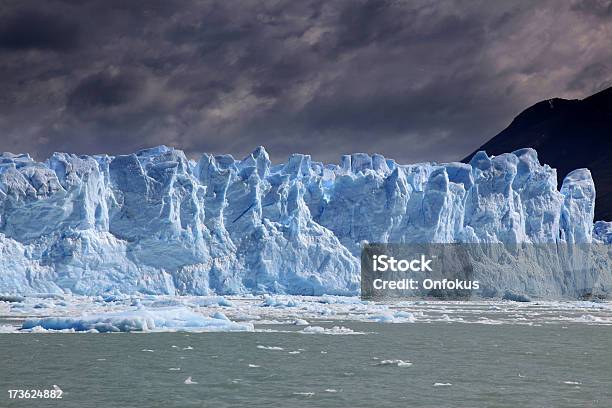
[184,377,197,385]
[293,319,309,325]
[262,295,300,308]
[2,295,612,334]
[0,324,17,333]
[301,326,364,335]
[377,359,412,367]
[368,311,417,323]
[257,345,284,350]
[20,307,254,333]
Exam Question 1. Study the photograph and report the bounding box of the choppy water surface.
[1,325,611,407]
[1,298,611,407]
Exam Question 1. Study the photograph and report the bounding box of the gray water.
[1,322,611,408]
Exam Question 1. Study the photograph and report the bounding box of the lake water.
[1,320,611,407]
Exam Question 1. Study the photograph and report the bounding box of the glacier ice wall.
[0,146,609,297]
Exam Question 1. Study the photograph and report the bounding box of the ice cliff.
[0,146,609,298]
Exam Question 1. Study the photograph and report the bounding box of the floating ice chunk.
[262,295,299,308]
[212,311,230,321]
[302,326,331,334]
[257,345,284,350]
[21,307,254,332]
[576,315,612,324]
[368,311,417,323]
[368,313,396,323]
[184,377,198,385]
[377,359,412,367]
[301,326,362,335]
[293,319,309,325]
[24,326,77,333]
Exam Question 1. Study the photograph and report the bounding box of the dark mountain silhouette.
[463,86,612,221]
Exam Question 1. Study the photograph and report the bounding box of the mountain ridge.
[463,86,612,221]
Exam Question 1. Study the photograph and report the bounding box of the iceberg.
[0,146,609,298]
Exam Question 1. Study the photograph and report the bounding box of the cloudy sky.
[1,0,611,164]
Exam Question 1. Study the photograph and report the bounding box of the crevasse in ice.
[0,146,608,297]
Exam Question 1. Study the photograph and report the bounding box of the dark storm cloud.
[0,10,80,51]
[1,0,611,164]
[67,71,144,112]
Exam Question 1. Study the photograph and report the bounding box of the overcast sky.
[1,0,611,164]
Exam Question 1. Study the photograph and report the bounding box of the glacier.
[0,145,610,298]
